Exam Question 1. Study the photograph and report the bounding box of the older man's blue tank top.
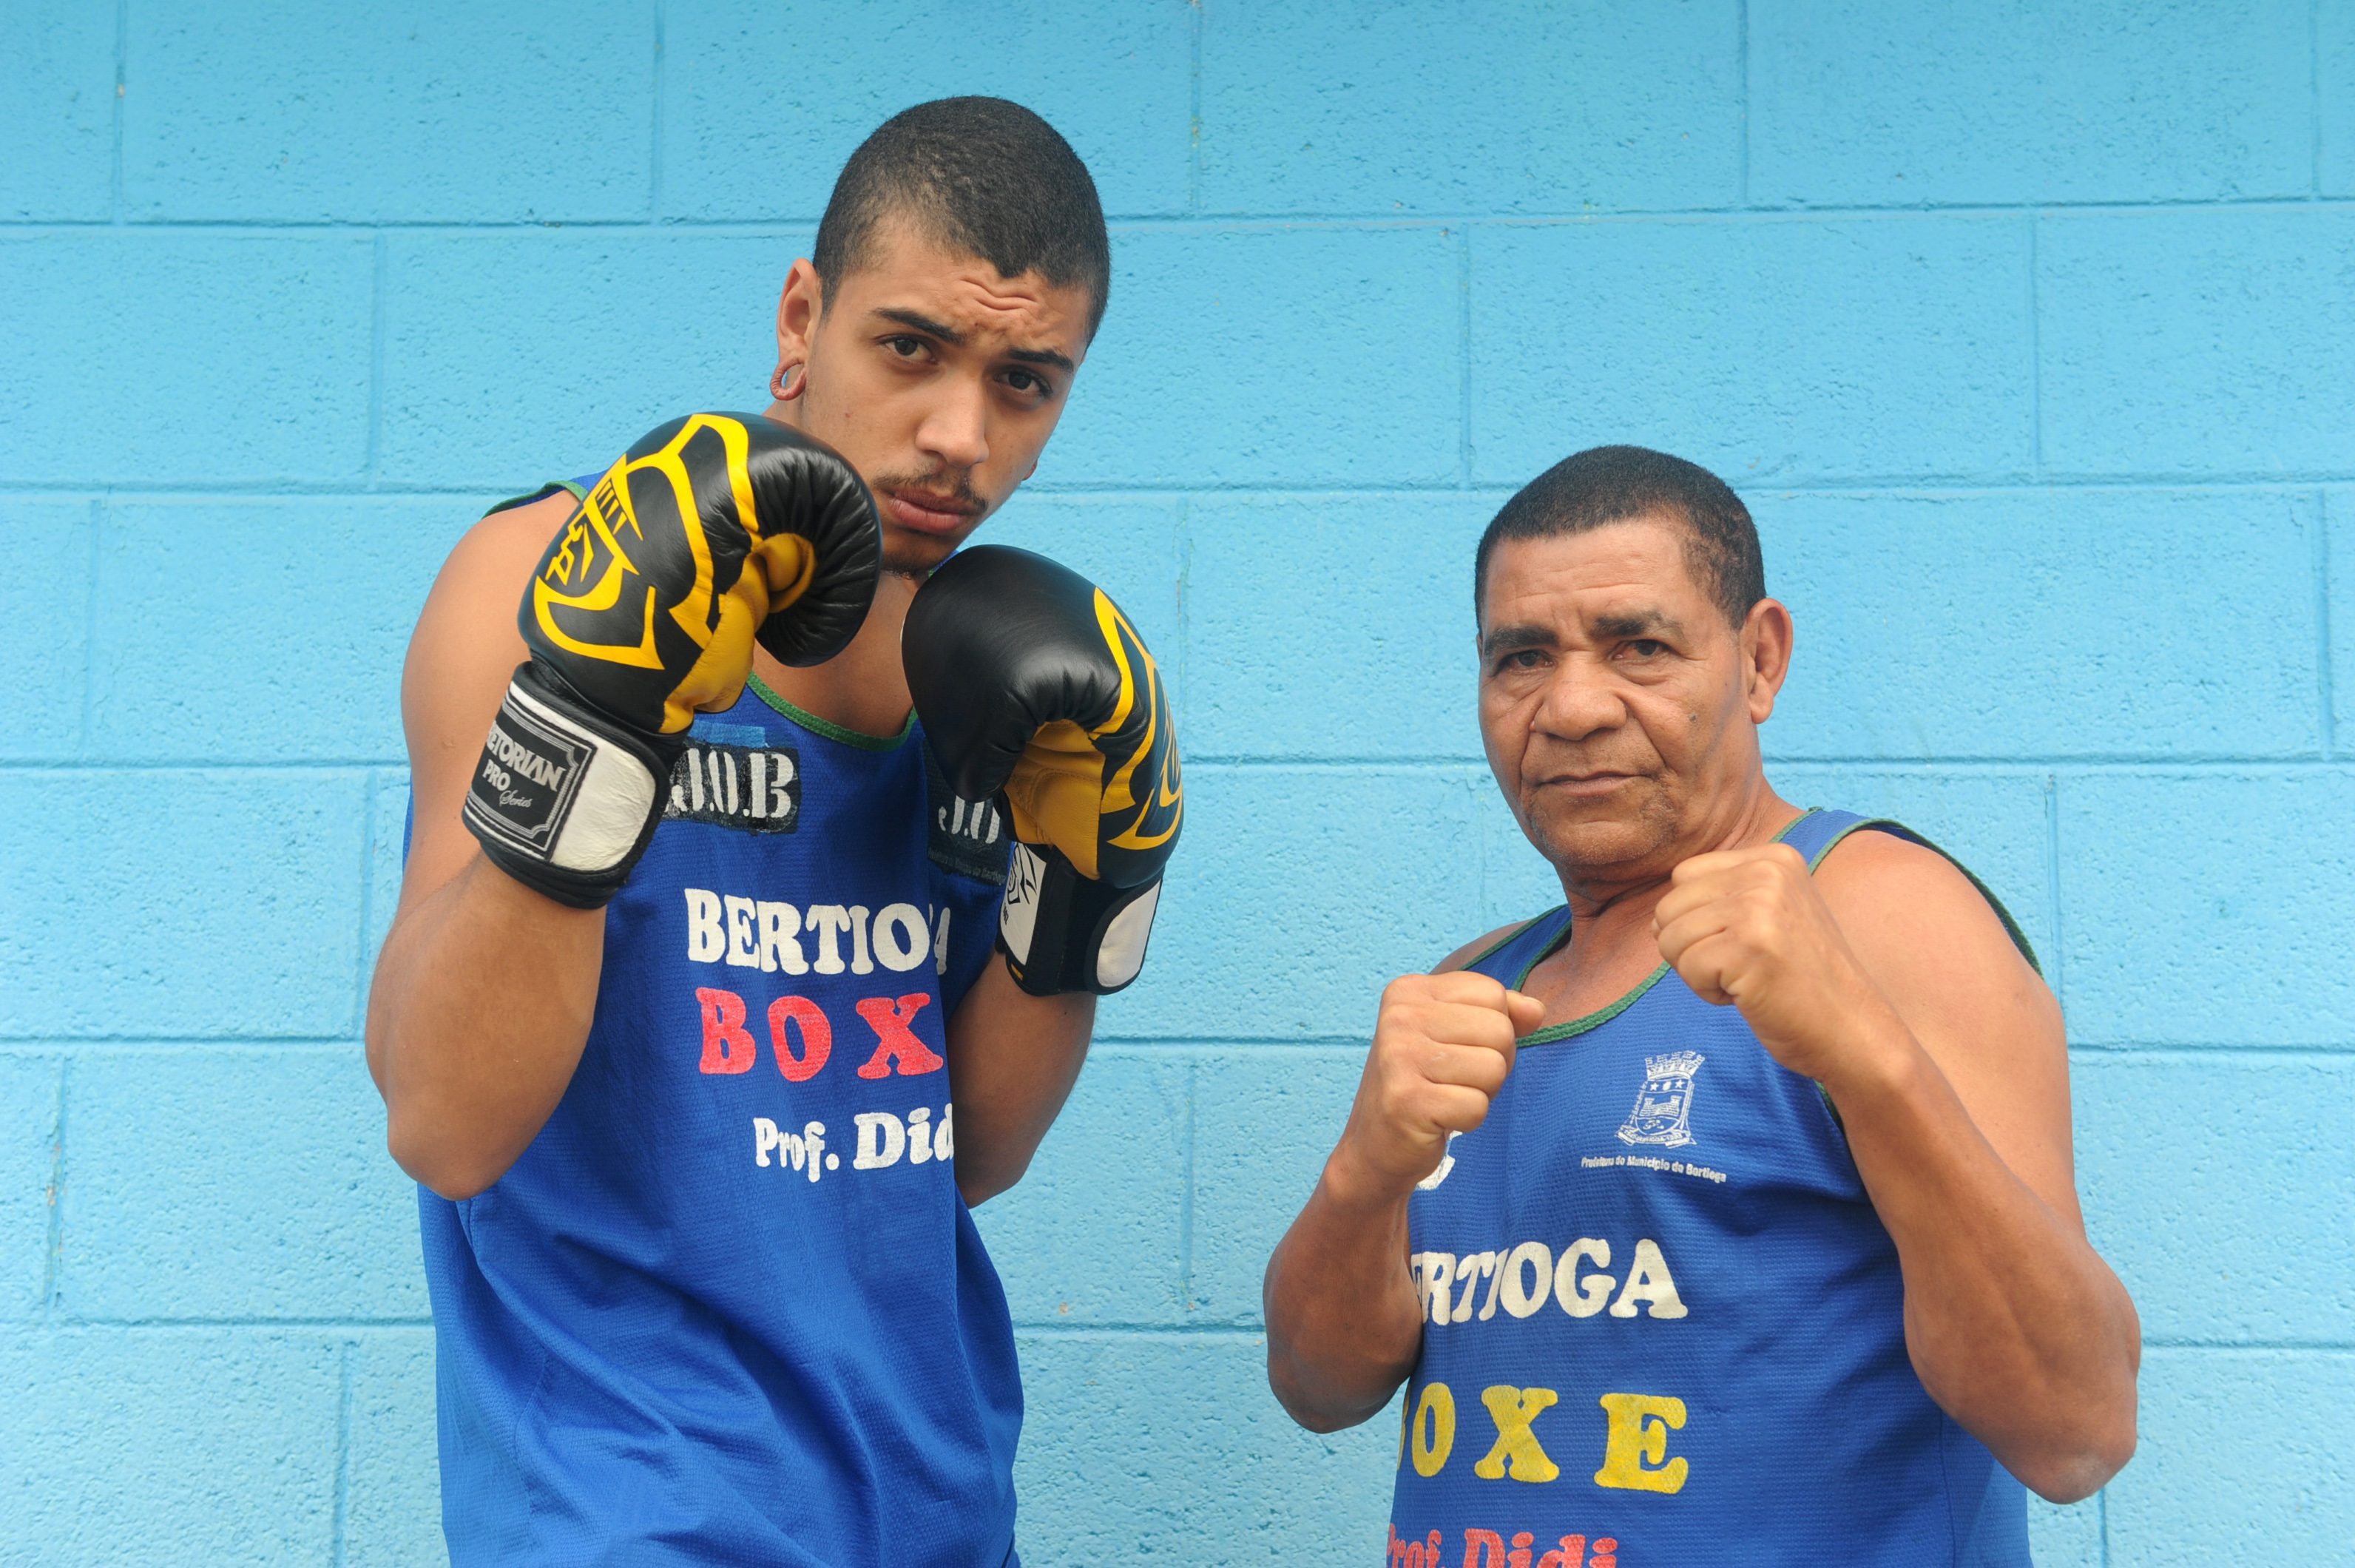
[1389,809,2035,1568]
[419,483,1023,1567]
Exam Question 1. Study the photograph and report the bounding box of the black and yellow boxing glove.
[464,413,880,907]
[903,545,1183,995]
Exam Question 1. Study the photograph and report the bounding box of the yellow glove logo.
[530,415,765,670]
[1092,590,1182,855]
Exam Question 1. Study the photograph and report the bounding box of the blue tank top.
[420,484,1022,1566]
[1389,810,2035,1568]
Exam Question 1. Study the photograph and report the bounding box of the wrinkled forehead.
[1478,516,1714,634]
[828,217,1092,359]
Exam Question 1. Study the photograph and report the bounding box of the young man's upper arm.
[396,493,572,921]
[1815,832,2084,1231]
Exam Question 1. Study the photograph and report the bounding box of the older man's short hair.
[1476,445,1766,628]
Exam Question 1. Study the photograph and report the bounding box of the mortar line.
[1186,0,1203,214]
[1456,226,1475,485]
[18,473,2355,498]
[79,501,104,753]
[10,196,2355,233]
[2318,489,2335,755]
[353,769,379,1037]
[2044,772,2066,1016]
[2027,213,2043,479]
[41,1058,67,1319]
[1737,0,1751,206]
[649,0,667,218]
[1174,496,1192,708]
[365,234,388,484]
[2098,1486,2109,1568]
[331,1342,354,1568]
[2314,0,2325,199]
[109,0,126,222]
[1178,1058,1197,1311]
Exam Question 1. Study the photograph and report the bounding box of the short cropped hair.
[814,97,1111,338]
[1474,445,1766,628]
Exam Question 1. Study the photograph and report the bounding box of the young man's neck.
[749,571,919,740]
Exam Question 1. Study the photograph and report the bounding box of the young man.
[1263,447,2137,1566]
[366,98,1179,1566]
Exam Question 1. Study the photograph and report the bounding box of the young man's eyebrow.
[1480,623,1556,658]
[872,307,1075,374]
[1005,345,1077,373]
[873,306,964,344]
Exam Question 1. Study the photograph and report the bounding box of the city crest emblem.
[1617,1050,1706,1149]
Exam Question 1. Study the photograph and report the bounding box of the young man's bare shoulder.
[440,490,574,590]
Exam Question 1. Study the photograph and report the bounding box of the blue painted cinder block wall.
[3,2,2350,1561]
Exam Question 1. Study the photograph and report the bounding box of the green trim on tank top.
[1499,808,1826,1047]
[745,672,914,751]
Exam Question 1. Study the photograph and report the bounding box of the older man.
[1264,446,2137,1567]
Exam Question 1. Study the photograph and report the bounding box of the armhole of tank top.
[1799,814,2047,1143]
[483,477,589,519]
[1802,816,2043,977]
[1446,907,1569,981]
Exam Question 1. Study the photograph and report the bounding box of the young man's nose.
[915,380,990,471]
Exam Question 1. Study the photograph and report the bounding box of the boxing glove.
[903,546,1183,995]
[464,413,881,908]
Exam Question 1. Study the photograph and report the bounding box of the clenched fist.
[1325,972,1545,1207]
[1652,842,1896,1084]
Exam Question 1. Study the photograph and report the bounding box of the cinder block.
[1470,217,2034,487]
[377,231,805,492]
[0,0,113,219]
[1183,493,1489,760]
[2106,1348,2355,1565]
[345,1330,447,1568]
[2075,1055,2355,1343]
[1198,0,1740,214]
[1751,0,2310,205]
[1771,768,2057,965]
[976,493,1185,684]
[2058,771,2355,1047]
[2325,0,2355,197]
[0,1055,59,1317]
[0,1327,339,1564]
[1103,765,1489,1041]
[2026,1492,2103,1568]
[0,771,369,1039]
[0,234,373,486]
[1758,488,2322,760]
[661,1,1189,219]
[122,0,652,221]
[61,1048,423,1320]
[88,501,467,766]
[2038,209,2355,479]
[1188,1047,1364,1325]
[1047,226,1460,488]
[1477,787,1567,931]
[974,1053,1189,1325]
[0,501,93,760]
[1014,1331,1400,1560]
